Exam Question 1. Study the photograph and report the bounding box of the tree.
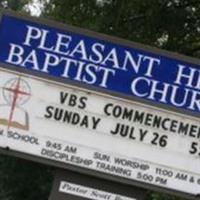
[0,155,53,200]
[0,0,30,11]
[42,0,200,58]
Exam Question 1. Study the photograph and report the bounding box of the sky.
[27,0,43,16]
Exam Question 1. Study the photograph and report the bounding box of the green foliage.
[0,0,31,11]
[42,0,200,58]
[0,154,53,200]
[149,192,187,200]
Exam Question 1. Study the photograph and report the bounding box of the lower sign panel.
[0,67,200,196]
[58,181,136,200]
[49,169,146,200]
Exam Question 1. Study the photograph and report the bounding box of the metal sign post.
[49,169,147,200]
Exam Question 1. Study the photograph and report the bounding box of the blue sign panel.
[0,14,199,114]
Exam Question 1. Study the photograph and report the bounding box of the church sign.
[0,11,200,199]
